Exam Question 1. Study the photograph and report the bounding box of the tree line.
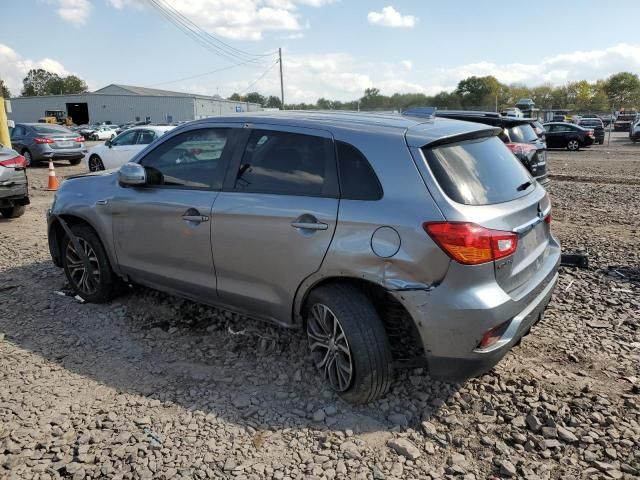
[4,68,639,115]
[230,71,640,113]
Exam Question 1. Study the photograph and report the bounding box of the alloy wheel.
[88,156,103,172]
[307,303,353,392]
[23,150,32,166]
[568,140,579,150]
[65,238,101,295]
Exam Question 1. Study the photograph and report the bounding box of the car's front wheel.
[0,205,26,218]
[88,155,104,172]
[305,284,393,404]
[566,139,580,151]
[21,149,33,167]
[61,224,119,303]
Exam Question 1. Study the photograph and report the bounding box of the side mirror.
[118,162,146,186]
[105,139,112,148]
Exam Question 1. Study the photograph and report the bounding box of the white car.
[90,126,118,141]
[84,126,175,171]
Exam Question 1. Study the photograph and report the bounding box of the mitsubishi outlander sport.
[47,112,560,404]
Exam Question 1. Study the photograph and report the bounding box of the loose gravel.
[1,134,638,479]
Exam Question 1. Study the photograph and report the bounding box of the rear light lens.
[0,155,27,168]
[34,137,55,144]
[505,143,537,157]
[423,222,518,265]
[544,212,551,224]
[478,321,511,349]
[75,136,85,143]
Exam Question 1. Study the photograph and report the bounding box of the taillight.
[75,136,85,143]
[544,212,551,224]
[478,321,511,349]
[34,137,55,144]
[0,155,27,168]
[423,222,518,265]
[505,143,537,157]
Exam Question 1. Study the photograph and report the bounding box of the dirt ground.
[0,133,638,479]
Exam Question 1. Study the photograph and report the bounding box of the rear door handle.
[291,221,328,230]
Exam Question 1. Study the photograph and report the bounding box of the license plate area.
[57,141,73,148]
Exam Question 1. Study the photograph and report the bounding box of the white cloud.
[54,0,91,25]
[0,44,75,95]
[401,60,412,71]
[107,0,333,40]
[367,6,416,28]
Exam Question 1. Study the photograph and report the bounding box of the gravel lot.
[1,133,638,479]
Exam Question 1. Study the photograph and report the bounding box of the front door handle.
[183,214,209,223]
[291,221,328,230]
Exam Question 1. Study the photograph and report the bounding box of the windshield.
[508,124,538,143]
[32,125,74,135]
[423,136,533,206]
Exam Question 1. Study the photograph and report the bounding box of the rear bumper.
[391,235,561,381]
[32,145,87,161]
[0,189,30,207]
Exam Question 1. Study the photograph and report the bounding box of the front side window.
[234,130,337,197]
[111,130,137,146]
[139,128,230,189]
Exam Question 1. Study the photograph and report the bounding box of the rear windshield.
[423,136,533,206]
[507,124,538,143]
[32,125,73,135]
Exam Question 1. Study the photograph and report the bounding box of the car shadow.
[0,259,462,438]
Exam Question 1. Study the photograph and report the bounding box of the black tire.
[69,157,82,165]
[88,155,104,172]
[21,149,33,167]
[304,284,393,404]
[566,139,580,151]
[0,205,26,218]
[61,224,119,303]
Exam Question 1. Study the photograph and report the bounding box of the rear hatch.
[506,123,547,183]
[408,128,553,295]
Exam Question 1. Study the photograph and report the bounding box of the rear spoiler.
[425,127,501,149]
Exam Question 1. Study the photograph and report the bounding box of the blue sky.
[1,1,639,102]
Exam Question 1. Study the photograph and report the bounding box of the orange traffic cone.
[46,160,59,191]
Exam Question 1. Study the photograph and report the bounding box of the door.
[111,126,237,301]
[10,125,26,153]
[211,126,339,324]
[105,129,139,169]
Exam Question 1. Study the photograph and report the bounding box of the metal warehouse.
[7,84,263,125]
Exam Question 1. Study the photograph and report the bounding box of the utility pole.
[278,48,285,110]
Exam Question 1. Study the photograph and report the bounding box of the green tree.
[265,95,282,109]
[455,75,503,109]
[21,69,60,96]
[228,92,243,101]
[0,79,10,98]
[62,75,88,94]
[245,92,266,105]
[432,91,462,109]
[604,72,640,108]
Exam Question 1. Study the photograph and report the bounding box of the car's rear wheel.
[21,149,33,167]
[61,224,118,303]
[304,284,393,404]
[88,155,104,172]
[567,139,580,151]
[0,205,26,218]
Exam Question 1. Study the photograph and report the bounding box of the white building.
[7,84,262,125]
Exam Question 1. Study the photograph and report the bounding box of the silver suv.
[47,112,560,403]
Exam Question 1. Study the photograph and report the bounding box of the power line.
[240,59,280,93]
[145,0,276,65]
[147,58,270,87]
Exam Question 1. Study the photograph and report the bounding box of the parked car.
[47,112,560,403]
[0,144,29,218]
[432,110,549,187]
[630,117,640,142]
[501,107,523,118]
[85,126,175,171]
[613,111,637,131]
[580,114,600,119]
[10,123,86,166]
[90,126,118,141]
[543,122,595,150]
[551,115,567,122]
[577,118,605,144]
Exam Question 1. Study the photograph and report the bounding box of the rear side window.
[423,136,533,206]
[235,130,337,197]
[507,124,538,143]
[336,141,382,200]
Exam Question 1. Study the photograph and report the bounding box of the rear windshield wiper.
[517,180,532,191]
